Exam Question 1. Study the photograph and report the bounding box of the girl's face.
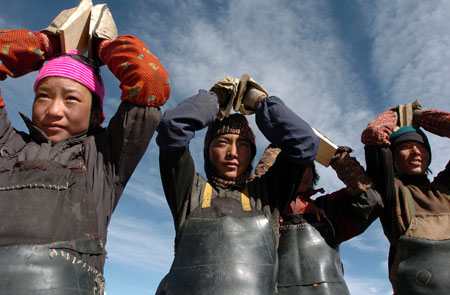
[394,140,430,176]
[209,134,252,179]
[32,77,93,145]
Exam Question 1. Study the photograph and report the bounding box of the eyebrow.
[36,85,83,95]
[237,137,250,143]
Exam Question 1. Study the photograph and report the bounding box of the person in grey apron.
[362,102,450,294]
[252,145,383,295]
[0,27,170,294]
[156,75,319,294]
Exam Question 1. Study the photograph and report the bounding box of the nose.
[411,144,422,154]
[226,143,238,158]
[46,98,64,117]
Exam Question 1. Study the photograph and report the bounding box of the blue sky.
[1,1,450,294]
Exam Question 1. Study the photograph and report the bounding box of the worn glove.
[391,100,422,128]
[0,30,54,80]
[330,146,373,195]
[234,74,269,115]
[98,35,170,107]
[361,109,398,146]
[41,0,93,54]
[416,109,450,138]
[210,77,240,120]
[88,4,118,62]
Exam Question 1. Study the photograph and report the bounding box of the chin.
[222,173,238,179]
[406,169,425,176]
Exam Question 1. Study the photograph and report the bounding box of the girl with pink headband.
[0,20,170,295]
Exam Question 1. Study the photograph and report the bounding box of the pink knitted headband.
[34,50,105,107]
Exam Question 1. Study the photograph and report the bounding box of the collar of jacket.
[19,112,88,146]
[397,173,429,188]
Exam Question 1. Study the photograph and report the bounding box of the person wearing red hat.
[362,103,450,295]
[155,76,319,294]
[0,21,170,295]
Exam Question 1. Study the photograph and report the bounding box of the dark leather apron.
[395,187,450,295]
[0,159,105,294]
[156,183,278,295]
[277,217,350,295]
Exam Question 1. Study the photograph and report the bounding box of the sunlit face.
[32,77,93,145]
[209,134,252,179]
[297,165,313,193]
[393,140,430,176]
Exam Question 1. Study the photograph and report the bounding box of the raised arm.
[156,90,219,223]
[415,109,450,138]
[318,148,383,242]
[256,96,319,164]
[251,94,319,210]
[0,30,61,107]
[94,35,170,206]
[0,30,60,81]
[415,108,450,189]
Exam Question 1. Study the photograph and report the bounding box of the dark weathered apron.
[395,187,450,295]
[0,159,105,294]
[277,218,350,295]
[156,183,278,295]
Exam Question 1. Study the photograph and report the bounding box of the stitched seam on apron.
[0,182,70,191]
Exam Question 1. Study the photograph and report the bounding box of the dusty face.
[209,133,252,179]
[297,165,313,193]
[32,77,93,145]
[393,140,430,176]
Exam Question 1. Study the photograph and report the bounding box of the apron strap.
[201,182,213,208]
[402,186,416,224]
[201,182,252,211]
[241,186,251,212]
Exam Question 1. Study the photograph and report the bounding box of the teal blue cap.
[390,126,431,165]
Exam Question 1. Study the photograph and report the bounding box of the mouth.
[409,158,423,166]
[223,162,239,170]
[43,124,65,132]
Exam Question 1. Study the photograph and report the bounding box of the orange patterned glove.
[0,29,61,81]
[417,110,450,138]
[98,35,170,107]
[361,109,398,146]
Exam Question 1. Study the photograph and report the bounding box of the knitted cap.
[390,126,432,164]
[204,114,256,188]
[34,50,105,107]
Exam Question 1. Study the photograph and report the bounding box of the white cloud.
[346,275,393,295]
[362,0,450,108]
[106,215,175,273]
[346,221,390,253]
[125,0,379,193]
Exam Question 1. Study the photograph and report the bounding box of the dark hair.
[89,91,103,126]
[309,162,320,189]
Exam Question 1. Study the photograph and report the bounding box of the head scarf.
[34,50,105,120]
